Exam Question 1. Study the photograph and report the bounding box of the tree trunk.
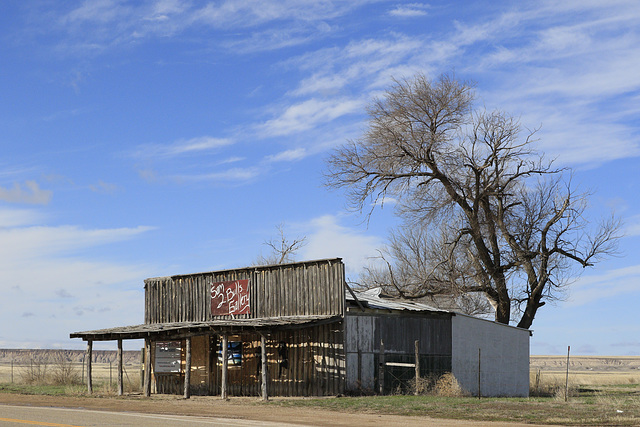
[493,274,511,324]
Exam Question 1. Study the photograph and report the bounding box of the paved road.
[0,405,307,427]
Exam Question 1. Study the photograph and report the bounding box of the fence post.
[565,345,570,402]
[11,359,13,383]
[477,348,481,399]
[378,340,385,395]
[414,340,420,395]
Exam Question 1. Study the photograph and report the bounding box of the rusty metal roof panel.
[346,287,450,313]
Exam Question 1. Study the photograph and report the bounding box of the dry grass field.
[1,351,638,390]
[0,349,142,391]
[1,352,639,425]
[530,355,640,389]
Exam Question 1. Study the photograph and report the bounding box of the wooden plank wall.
[144,259,345,324]
[344,313,452,393]
[151,322,345,397]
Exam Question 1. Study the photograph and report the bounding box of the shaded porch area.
[70,315,345,400]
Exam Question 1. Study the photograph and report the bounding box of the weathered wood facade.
[344,312,452,393]
[145,258,345,323]
[71,257,530,398]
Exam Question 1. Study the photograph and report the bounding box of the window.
[218,340,243,367]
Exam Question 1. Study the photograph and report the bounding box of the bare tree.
[326,73,620,328]
[254,223,307,265]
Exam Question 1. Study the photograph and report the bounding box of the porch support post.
[221,333,228,400]
[184,337,192,399]
[144,338,152,397]
[86,340,93,394]
[117,339,123,396]
[261,334,268,401]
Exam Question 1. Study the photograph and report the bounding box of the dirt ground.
[0,393,544,427]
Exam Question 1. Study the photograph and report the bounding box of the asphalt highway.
[0,404,307,426]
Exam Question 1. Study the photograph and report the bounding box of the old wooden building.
[70,258,530,398]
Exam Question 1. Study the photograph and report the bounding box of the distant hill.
[530,355,640,372]
[0,349,141,365]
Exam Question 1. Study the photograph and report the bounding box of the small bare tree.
[254,223,307,265]
[326,73,620,328]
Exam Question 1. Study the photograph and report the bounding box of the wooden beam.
[86,340,93,394]
[143,338,152,397]
[221,333,228,400]
[117,339,123,396]
[184,337,191,399]
[261,334,268,401]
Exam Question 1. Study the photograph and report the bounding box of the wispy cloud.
[388,3,430,18]
[0,223,154,260]
[0,181,52,205]
[265,148,307,163]
[47,0,378,54]
[0,208,44,227]
[625,215,640,237]
[566,264,640,307]
[173,167,262,183]
[89,180,118,194]
[259,98,362,137]
[132,136,234,159]
[289,34,427,97]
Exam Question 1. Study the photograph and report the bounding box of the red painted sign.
[210,279,250,315]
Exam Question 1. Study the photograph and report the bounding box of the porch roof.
[70,314,341,341]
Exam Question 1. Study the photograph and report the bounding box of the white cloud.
[174,167,262,183]
[566,264,640,306]
[289,35,427,97]
[265,148,307,163]
[388,3,429,18]
[0,181,52,205]
[89,180,118,194]
[0,208,44,227]
[300,214,383,277]
[53,0,378,54]
[259,98,362,137]
[0,223,154,260]
[0,212,154,348]
[133,136,234,159]
[625,215,640,237]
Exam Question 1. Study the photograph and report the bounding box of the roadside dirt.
[0,393,543,427]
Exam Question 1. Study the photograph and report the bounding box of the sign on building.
[210,279,250,315]
[155,341,182,373]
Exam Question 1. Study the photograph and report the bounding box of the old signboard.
[210,279,250,315]
[155,341,182,373]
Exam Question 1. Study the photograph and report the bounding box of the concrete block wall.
[451,314,530,397]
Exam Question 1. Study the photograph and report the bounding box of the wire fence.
[0,355,142,390]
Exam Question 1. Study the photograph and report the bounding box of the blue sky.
[1,1,639,355]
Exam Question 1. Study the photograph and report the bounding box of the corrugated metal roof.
[346,287,450,313]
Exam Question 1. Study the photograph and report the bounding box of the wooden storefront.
[71,258,347,398]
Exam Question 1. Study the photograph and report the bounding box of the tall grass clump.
[19,358,48,384]
[50,354,81,386]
